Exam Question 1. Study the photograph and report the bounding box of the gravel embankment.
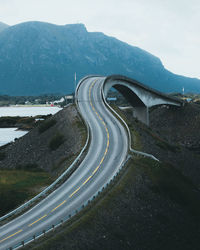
[0,105,85,176]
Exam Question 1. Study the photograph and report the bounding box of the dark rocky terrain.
[0,21,200,95]
[0,105,86,217]
[21,102,200,250]
[0,105,85,176]
[134,103,200,188]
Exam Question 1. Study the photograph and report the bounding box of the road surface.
[0,76,128,249]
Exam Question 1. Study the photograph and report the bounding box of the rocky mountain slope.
[0,22,9,33]
[0,21,199,95]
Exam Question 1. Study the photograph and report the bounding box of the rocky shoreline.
[0,105,85,176]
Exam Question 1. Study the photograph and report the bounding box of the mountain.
[0,22,9,33]
[0,21,199,95]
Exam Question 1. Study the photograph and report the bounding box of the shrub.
[49,132,65,151]
[0,116,19,126]
[18,117,35,124]
[38,119,57,133]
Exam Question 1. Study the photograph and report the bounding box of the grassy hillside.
[0,170,52,217]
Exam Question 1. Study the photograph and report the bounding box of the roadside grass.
[0,170,52,217]
[25,155,200,250]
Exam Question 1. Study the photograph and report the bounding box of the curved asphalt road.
[0,76,128,250]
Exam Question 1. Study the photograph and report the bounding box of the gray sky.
[1,0,200,79]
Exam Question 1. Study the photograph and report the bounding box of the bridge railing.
[0,77,96,224]
[10,155,131,250]
[101,77,159,161]
[5,75,158,249]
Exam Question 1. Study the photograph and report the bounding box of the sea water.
[0,128,28,146]
[0,106,62,146]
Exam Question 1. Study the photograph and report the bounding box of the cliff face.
[0,21,199,95]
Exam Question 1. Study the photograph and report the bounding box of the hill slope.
[0,22,9,33]
[23,103,200,250]
[0,21,199,95]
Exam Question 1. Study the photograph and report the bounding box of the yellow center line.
[93,166,100,175]
[82,175,92,185]
[28,214,47,227]
[69,186,81,198]
[69,79,110,199]
[0,229,23,243]
[100,157,104,165]
[0,79,111,245]
[51,200,67,213]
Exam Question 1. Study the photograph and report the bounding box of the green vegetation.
[18,117,35,124]
[0,116,35,130]
[0,116,20,126]
[0,115,55,130]
[25,156,200,250]
[0,170,52,217]
[49,132,65,151]
[38,119,57,133]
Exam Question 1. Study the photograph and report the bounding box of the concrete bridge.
[103,75,184,126]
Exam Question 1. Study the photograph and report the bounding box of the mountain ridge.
[0,21,199,95]
[0,21,9,33]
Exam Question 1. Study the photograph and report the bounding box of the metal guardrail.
[4,75,158,249]
[10,155,131,250]
[0,77,94,223]
[101,78,159,162]
[0,74,158,224]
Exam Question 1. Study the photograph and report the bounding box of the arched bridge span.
[103,75,184,126]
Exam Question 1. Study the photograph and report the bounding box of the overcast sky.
[1,0,199,79]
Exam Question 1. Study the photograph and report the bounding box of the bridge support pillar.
[133,106,149,126]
